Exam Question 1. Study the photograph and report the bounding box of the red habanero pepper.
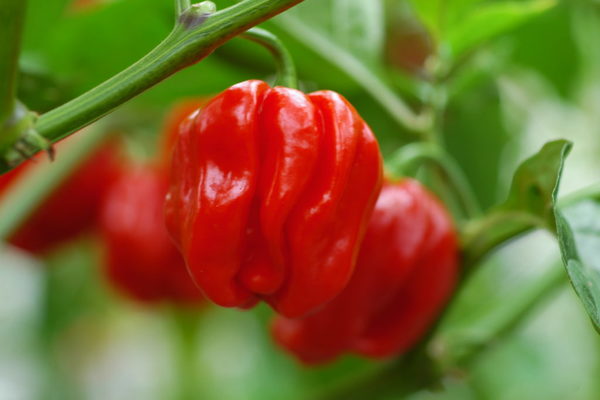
[0,141,121,254]
[272,179,459,364]
[100,164,203,306]
[165,80,383,318]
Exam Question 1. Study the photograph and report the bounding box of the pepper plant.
[1,0,600,399]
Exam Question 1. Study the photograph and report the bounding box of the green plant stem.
[388,142,481,220]
[459,180,600,271]
[1,0,304,172]
[242,28,298,88]
[0,0,27,124]
[175,0,192,17]
[0,124,109,241]
[171,310,201,400]
[35,0,302,143]
[461,210,543,274]
[275,13,427,133]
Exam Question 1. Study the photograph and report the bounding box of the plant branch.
[242,28,298,88]
[274,13,427,133]
[1,0,305,172]
[460,210,543,274]
[387,142,482,221]
[0,0,27,124]
[175,0,192,17]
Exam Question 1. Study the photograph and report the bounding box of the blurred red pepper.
[0,140,121,254]
[166,80,383,318]
[100,164,204,306]
[272,179,459,364]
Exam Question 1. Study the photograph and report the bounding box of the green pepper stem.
[0,0,27,125]
[387,142,482,221]
[241,27,298,89]
[1,0,305,172]
[175,0,192,16]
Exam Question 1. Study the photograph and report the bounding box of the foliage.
[2,0,600,399]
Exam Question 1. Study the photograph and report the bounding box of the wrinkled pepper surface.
[272,179,459,364]
[165,80,383,318]
[100,164,204,306]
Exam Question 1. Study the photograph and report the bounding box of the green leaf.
[463,140,572,268]
[272,1,423,132]
[331,0,384,63]
[447,0,556,58]
[499,139,571,228]
[556,200,600,333]
[406,0,443,39]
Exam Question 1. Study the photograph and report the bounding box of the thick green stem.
[0,0,27,124]
[175,0,192,17]
[36,0,302,143]
[242,28,298,88]
[1,0,304,172]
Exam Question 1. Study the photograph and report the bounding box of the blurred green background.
[3,0,600,399]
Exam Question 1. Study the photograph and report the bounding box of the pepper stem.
[387,142,481,222]
[242,28,298,89]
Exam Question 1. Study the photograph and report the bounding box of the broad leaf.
[556,200,600,333]
[463,140,571,267]
[407,0,555,59]
[331,0,384,64]
[448,0,556,58]
[499,139,570,228]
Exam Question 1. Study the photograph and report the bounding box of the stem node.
[179,1,217,29]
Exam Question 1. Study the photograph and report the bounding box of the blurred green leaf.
[405,0,444,40]
[407,0,555,60]
[500,139,570,227]
[447,0,556,58]
[273,1,423,131]
[445,80,510,209]
[331,0,385,64]
[463,140,571,267]
[556,200,600,333]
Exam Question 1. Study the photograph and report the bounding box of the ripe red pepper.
[0,141,121,254]
[272,179,459,364]
[166,80,383,318]
[100,164,204,306]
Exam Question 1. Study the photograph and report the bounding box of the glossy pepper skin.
[0,141,121,254]
[272,179,459,364]
[166,80,383,318]
[100,164,204,306]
